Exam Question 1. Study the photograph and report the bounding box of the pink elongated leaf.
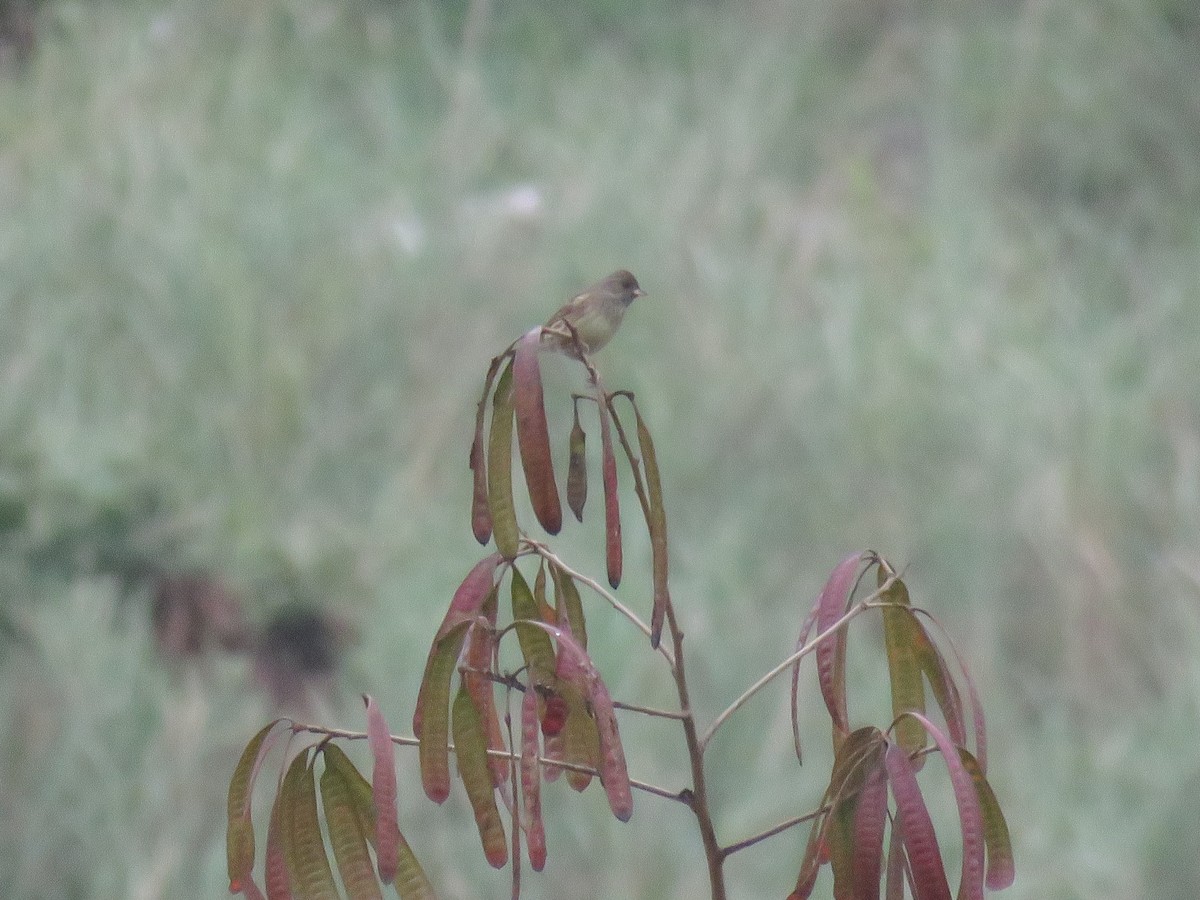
[280,751,340,900]
[470,355,505,544]
[414,621,470,803]
[520,684,547,871]
[545,614,590,789]
[880,579,927,763]
[463,619,508,787]
[226,719,286,894]
[851,760,890,900]
[791,727,884,899]
[630,400,670,649]
[817,552,869,742]
[957,748,1016,890]
[428,553,504,647]
[885,811,907,900]
[528,619,631,818]
[364,695,400,882]
[414,553,500,739]
[550,562,587,649]
[265,788,291,900]
[513,330,563,535]
[587,675,634,821]
[900,712,984,900]
[567,406,588,522]
[319,759,384,900]
[452,685,509,868]
[510,567,557,683]
[487,359,521,559]
[596,390,622,588]
[884,744,951,900]
[791,602,819,765]
[829,731,887,899]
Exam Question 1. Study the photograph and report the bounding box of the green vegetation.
[1,0,1198,896]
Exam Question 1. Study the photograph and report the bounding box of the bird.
[541,270,645,356]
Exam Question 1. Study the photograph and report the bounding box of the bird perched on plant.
[541,270,645,356]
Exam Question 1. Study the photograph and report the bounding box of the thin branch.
[286,721,681,802]
[465,662,685,720]
[612,699,689,720]
[698,574,898,751]
[525,540,675,667]
[721,805,829,858]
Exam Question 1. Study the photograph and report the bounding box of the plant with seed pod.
[226,314,1014,899]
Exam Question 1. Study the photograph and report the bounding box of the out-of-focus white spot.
[392,215,426,256]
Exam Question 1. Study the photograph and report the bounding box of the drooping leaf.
[588,675,633,822]
[596,391,622,588]
[567,405,588,522]
[958,748,1015,891]
[545,622,597,792]
[365,695,400,882]
[392,838,439,900]
[791,727,885,899]
[470,355,505,544]
[561,697,600,792]
[916,608,988,773]
[462,616,508,787]
[851,757,890,900]
[885,810,907,900]
[900,712,984,900]
[817,552,868,743]
[319,758,384,900]
[487,359,520,559]
[452,685,508,868]
[414,621,470,804]
[321,746,436,900]
[280,751,340,900]
[631,400,670,649]
[320,746,375,848]
[545,624,632,820]
[265,786,291,900]
[884,744,951,900]
[513,330,563,535]
[880,578,926,763]
[828,730,887,899]
[426,554,504,648]
[511,567,557,684]
[227,720,285,894]
[520,684,547,871]
[911,618,966,747]
[533,559,554,622]
[549,562,587,650]
[791,602,819,765]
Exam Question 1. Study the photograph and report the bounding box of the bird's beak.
[633,288,646,299]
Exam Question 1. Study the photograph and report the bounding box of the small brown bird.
[541,270,645,356]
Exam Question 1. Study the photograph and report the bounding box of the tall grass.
[1,0,1198,896]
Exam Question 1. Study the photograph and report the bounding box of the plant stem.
[664,600,727,900]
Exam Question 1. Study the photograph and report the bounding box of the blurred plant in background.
[1,0,1198,897]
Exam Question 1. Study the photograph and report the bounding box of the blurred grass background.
[1,0,1199,896]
